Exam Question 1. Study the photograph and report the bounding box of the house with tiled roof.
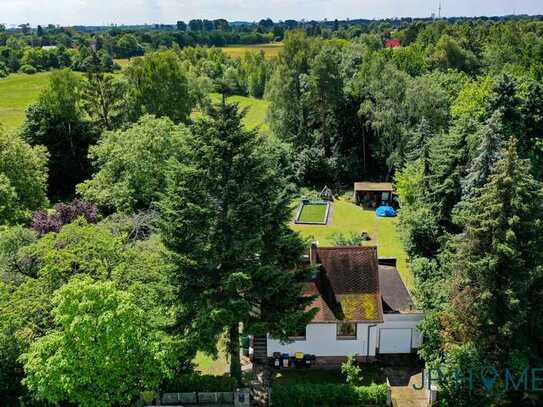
[266,243,423,364]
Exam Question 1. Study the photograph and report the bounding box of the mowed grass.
[220,43,283,59]
[0,72,269,134]
[0,72,53,130]
[297,203,327,223]
[193,351,229,375]
[291,198,413,289]
[113,58,132,70]
[207,93,270,133]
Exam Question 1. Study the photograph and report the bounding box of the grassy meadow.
[0,72,53,130]
[292,198,413,289]
[220,43,283,59]
[0,73,270,134]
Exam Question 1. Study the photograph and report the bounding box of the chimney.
[310,241,318,265]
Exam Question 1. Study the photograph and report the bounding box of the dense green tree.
[462,112,504,197]
[81,72,127,130]
[21,69,99,200]
[441,139,543,405]
[125,51,195,123]
[520,80,543,178]
[487,73,522,139]
[267,30,316,146]
[21,277,171,407]
[429,34,479,74]
[77,115,191,213]
[0,131,48,225]
[159,103,315,383]
[429,117,475,229]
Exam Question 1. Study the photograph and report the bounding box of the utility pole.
[438,1,442,19]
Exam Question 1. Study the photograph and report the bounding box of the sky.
[2,0,543,27]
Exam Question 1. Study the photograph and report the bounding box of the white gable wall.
[267,313,424,357]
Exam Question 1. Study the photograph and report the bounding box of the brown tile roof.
[354,182,394,192]
[304,246,383,323]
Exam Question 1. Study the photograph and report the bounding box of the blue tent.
[376,206,397,217]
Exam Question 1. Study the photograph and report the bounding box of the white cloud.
[1,0,542,26]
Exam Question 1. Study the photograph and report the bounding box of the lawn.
[193,351,229,375]
[206,93,270,133]
[0,72,53,130]
[0,72,269,135]
[291,197,413,289]
[220,43,283,59]
[297,203,328,223]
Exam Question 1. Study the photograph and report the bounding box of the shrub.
[0,62,8,78]
[19,64,37,75]
[341,355,364,385]
[162,374,238,393]
[271,383,388,407]
[31,199,98,236]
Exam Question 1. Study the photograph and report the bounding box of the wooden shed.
[353,182,394,208]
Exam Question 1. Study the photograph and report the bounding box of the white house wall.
[267,313,424,357]
[267,323,375,357]
[380,313,424,350]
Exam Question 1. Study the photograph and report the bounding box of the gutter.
[366,323,378,359]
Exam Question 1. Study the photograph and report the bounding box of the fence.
[145,388,250,406]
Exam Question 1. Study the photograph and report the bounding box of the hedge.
[161,374,238,393]
[271,383,388,407]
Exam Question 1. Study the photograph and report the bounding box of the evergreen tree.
[462,112,503,197]
[442,139,543,405]
[429,117,474,229]
[407,117,432,162]
[159,103,315,383]
[487,73,521,139]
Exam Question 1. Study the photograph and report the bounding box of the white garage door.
[379,329,412,354]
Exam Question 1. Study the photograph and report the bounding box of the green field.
[220,43,283,59]
[207,93,270,133]
[0,73,269,134]
[0,72,53,130]
[297,203,328,223]
[291,198,413,289]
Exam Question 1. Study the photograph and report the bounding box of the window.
[288,326,306,341]
[337,322,357,339]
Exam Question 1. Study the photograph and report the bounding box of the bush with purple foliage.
[32,199,98,236]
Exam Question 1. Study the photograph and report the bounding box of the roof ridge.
[316,246,378,251]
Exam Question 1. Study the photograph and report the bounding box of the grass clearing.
[220,43,283,59]
[0,72,53,130]
[193,351,229,376]
[291,197,413,289]
[297,203,328,223]
[0,72,269,135]
[206,93,270,133]
[114,58,132,70]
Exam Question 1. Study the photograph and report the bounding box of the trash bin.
[303,354,315,368]
[282,353,290,368]
[241,334,249,357]
[294,352,305,368]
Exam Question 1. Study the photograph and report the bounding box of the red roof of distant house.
[384,39,401,49]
